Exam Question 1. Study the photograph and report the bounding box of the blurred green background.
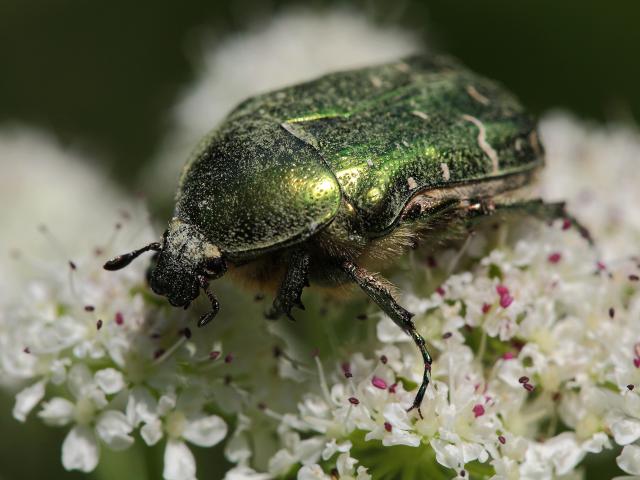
[0,0,637,478]
[1,0,639,192]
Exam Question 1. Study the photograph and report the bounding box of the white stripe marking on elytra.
[370,75,383,88]
[466,85,490,105]
[440,162,451,181]
[462,114,499,174]
[411,110,429,120]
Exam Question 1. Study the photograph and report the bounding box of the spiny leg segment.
[197,275,220,327]
[341,260,431,417]
[266,249,310,321]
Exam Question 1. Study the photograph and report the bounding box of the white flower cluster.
[540,112,640,259]
[0,127,130,300]
[5,116,640,480]
[262,222,636,479]
[2,207,233,478]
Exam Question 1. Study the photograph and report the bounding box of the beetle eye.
[202,256,227,278]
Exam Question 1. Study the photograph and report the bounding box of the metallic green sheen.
[175,54,541,257]
[176,121,341,257]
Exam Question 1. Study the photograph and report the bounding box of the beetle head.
[104,218,226,327]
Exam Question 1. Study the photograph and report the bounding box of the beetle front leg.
[341,260,431,417]
[265,249,310,321]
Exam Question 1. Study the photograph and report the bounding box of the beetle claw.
[198,311,217,327]
[406,404,424,420]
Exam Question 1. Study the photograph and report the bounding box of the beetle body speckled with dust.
[105,54,583,414]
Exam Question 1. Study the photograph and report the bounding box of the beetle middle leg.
[265,249,310,321]
[341,260,431,417]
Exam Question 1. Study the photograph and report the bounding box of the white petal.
[431,439,462,469]
[224,465,273,480]
[141,419,164,446]
[268,449,297,477]
[382,429,422,448]
[224,413,252,464]
[126,385,158,426]
[12,380,46,422]
[582,432,611,453]
[49,358,70,385]
[87,387,108,410]
[617,444,640,475]
[62,425,100,472]
[460,442,487,465]
[538,433,585,475]
[611,416,640,445]
[158,392,177,416]
[94,368,125,395]
[163,439,196,480]
[38,397,75,426]
[297,464,331,480]
[336,453,358,476]
[377,316,412,343]
[297,437,325,465]
[95,410,134,451]
[355,466,372,480]
[383,403,413,430]
[321,439,352,461]
[182,414,227,447]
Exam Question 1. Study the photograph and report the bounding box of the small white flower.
[37,364,135,471]
[161,410,228,480]
[131,389,228,480]
[268,433,325,476]
[617,444,640,476]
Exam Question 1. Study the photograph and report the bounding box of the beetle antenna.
[103,242,162,271]
[198,276,220,327]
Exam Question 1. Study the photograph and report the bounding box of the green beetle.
[105,54,586,414]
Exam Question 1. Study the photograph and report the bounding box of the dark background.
[1,0,637,478]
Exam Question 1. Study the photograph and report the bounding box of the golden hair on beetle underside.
[227,210,462,297]
[226,256,287,294]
